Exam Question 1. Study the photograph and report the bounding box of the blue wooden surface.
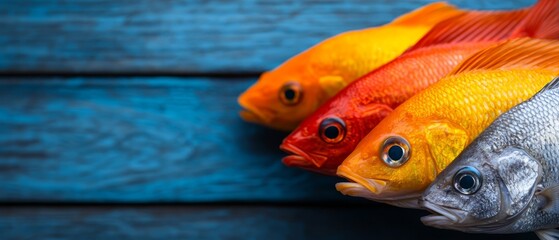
[0,205,537,240]
[0,77,348,202]
[0,0,542,239]
[0,0,534,74]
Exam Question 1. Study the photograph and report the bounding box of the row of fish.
[238,0,559,239]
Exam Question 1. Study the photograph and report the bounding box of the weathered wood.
[0,205,537,240]
[0,0,534,74]
[0,77,363,202]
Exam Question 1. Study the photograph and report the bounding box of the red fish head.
[280,100,393,175]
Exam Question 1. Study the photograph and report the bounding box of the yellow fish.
[238,2,463,131]
[336,38,559,209]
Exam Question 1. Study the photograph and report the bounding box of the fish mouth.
[280,142,329,168]
[239,109,263,123]
[238,95,277,124]
[420,197,521,233]
[336,165,389,196]
[336,165,422,208]
[420,199,468,228]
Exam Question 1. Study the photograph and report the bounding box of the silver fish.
[420,77,559,240]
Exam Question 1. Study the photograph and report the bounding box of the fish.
[280,0,559,174]
[335,38,559,209]
[420,78,559,239]
[238,2,465,131]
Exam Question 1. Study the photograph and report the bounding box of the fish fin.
[537,185,559,213]
[425,122,469,175]
[319,75,347,97]
[407,9,529,52]
[535,228,559,240]
[391,2,463,26]
[449,38,559,75]
[512,0,559,39]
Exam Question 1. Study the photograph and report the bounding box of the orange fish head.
[335,114,455,208]
[280,98,393,175]
[238,70,324,131]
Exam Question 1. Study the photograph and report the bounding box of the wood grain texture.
[0,0,534,74]
[0,77,361,202]
[0,205,537,240]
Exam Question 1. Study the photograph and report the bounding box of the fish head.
[238,63,328,131]
[421,145,541,233]
[335,113,446,208]
[280,96,393,175]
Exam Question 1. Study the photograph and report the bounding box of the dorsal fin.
[512,0,559,39]
[391,2,464,26]
[449,38,559,75]
[406,9,529,52]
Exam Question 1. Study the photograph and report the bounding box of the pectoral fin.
[537,185,559,214]
[535,228,559,240]
[425,122,469,175]
[319,75,347,97]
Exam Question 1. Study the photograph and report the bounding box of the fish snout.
[280,141,327,168]
[238,91,278,124]
[420,199,468,228]
[336,165,388,195]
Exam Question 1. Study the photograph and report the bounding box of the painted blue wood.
[0,205,537,240]
[0,0,535,73]
[0,77,363,202]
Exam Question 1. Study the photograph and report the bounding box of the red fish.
[280,0,559,175]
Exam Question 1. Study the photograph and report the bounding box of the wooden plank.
[0,77,363,202]
[0,205,537,240]
[0,0,534,74]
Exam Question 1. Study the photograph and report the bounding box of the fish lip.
[336,165,388,196]
[238,96,277,124]
[282,154,314,168]
[280,142,328,168]
[335,182,381,200]
[420,199,468,227]
[336,166,424,207]
[239,109,264,123]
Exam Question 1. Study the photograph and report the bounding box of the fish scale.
[421,81,559,237]
[404,70,556,134]
[280,40,501,175]
[238,2,465,131]
[349,42,489,108]
[279,0,557,174]
[336,68,559,207]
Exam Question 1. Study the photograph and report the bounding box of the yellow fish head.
[336,113,468,208]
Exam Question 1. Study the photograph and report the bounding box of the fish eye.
[380,136,410,167]
[453,166,482,195]
[319,117,346,143]
[279,82,303,105]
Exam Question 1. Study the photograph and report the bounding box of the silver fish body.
[420,79,559,239]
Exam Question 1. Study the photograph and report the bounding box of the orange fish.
[280,1,548,175]
[238,2,464,131]
[336,38,559,209]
